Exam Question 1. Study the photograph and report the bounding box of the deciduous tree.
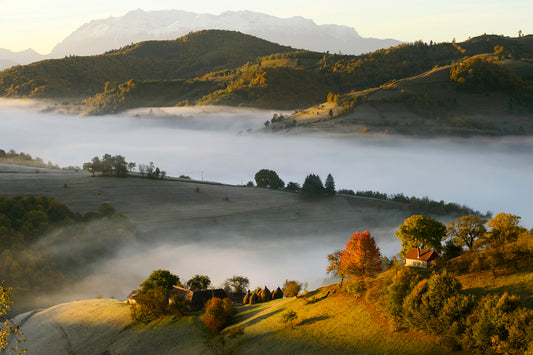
[282,280,302,297]
[483,212,523,247]
[223,275,249,293]
[446,215,487,251]
[186,275,211,291]
[326,249,346,285]
[340,230,382,278]
[140,269,181,292]
[1,283,26,353]
[396,215,445,257]
[254,169,284,189]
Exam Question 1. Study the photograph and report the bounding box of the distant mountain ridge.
[0,48,48,70]
[0,9,401,69]
[51,9,400,57]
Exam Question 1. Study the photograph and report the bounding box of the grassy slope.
[276,59,533,136]
[452,251,533,309]
[16,262,533,354]
[15,299,211,354]
[16,287,448,355]
[0,164,409,241]
[16,256,533,355]
[227,285,448,354]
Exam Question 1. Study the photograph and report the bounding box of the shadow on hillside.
[238,308,284,328]
[297,315,330,327]
[233,305,269,322]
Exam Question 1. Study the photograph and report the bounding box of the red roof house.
[404,248,438,268]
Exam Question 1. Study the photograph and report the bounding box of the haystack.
[249,292,259,305]
[260,286,271,303]
[242,290,251,305]
[272,287,284,300]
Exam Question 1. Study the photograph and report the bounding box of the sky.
[0,0,530,54]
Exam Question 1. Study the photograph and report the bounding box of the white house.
[405,248,438,268]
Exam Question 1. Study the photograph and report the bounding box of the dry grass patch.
[227,286,448,354]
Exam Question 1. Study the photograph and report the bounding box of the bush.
[283,280,302,297]
[385,267,424,323]
[202,297,236,334]
[279,310,298,328]
[131,286,173,323]
[131,269,184,322]
[468,293,523,351]
[343,278,366,296]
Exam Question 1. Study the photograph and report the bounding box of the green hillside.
[1,32,532,132]
[83,34,533,115]
[268,55,533,136]
[0,30,294,98]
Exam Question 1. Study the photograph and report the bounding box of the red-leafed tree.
[340,230,382,278]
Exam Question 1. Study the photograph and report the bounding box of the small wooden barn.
[127,286,228,311]
[169,286,228,311]
[404,248,438,268]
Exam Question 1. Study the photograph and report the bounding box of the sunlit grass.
[226,285,448,354]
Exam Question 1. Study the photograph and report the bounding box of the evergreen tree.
[324,173,336,196]
[300,174,324,199]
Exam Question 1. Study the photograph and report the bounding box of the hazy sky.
[0,0,530,54]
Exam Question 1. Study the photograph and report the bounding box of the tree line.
[252,169,335,198]
[83,154,166,179]
[0,148,79,170]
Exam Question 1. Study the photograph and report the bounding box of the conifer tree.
[324,173,336,196]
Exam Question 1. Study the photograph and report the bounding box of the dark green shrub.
[385,267,424,323]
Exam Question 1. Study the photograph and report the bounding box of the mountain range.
[0,9,401,70]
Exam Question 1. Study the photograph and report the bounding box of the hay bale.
[249,292,259,305]
[272,287,284,300]
[242,290,251,305]
[260,286,271,303]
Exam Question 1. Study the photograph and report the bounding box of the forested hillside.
[1,30,532,119]
[84,34,533,114]
[0,30,293,97]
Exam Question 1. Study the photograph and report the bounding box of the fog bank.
[1,103,531,227]
[2,102,533,307]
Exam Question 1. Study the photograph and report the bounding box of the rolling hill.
[0,30,293,98]
[270,57,533,136]
[13,243,533,355]
[0,32,532,134]
[13,289,447,355]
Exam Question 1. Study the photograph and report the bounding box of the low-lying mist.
[34,226,401,309]
[1,101,533,309]
[1,102,531,225]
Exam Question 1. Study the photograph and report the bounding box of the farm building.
[127,287,228,311]
[404,248,438,268]
[169,286,228,311]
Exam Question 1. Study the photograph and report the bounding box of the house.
[405,248,438,268]
[127,286,228,311]
[169,286,228,311]
[228,291,247,304]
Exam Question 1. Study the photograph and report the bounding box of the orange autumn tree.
[340,230,382,278]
